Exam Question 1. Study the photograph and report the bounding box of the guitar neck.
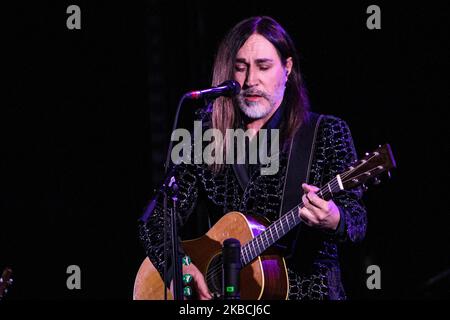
[240,176,342,267]
[238,143,396,267]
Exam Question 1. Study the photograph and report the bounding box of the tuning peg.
[373,177,381,185]
[387,171,391,179]
[362,184,368,191]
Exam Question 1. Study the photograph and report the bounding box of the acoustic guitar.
[134,144,396,300]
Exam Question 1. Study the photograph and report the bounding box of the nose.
[245,68,258,88]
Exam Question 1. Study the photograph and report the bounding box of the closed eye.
[235,64,247,72]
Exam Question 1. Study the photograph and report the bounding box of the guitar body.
[133,211,289,300]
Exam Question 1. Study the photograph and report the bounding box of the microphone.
[186,80,241,100]
[222,238,241,300]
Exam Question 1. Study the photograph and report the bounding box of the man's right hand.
[170,263,212,300]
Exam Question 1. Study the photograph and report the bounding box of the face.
[234,33,292,120]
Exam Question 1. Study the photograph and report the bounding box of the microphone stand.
[161,86,232,299]
[162,93,189,300]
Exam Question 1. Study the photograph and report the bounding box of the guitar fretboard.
[240,176,342,266]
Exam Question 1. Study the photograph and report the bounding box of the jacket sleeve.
[138,162,200,283]
[320,116,368,243]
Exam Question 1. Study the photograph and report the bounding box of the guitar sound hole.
[206,254,223,298]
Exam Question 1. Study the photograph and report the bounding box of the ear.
[285,57,293,76]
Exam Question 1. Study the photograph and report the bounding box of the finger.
[299,207,316,226]
[303,201,322,220]
[199,292,212,300]
[299,207,318,226]
[302,193,325,216]
[302,193,310,206]
[307,191,329,211]
[302,183,320,193]
[195,277,212,300]
[198,288,212,300]
[302,184,326,209]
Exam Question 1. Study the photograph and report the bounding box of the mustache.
[239,89,269,99]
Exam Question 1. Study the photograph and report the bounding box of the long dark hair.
[211,16,310,171]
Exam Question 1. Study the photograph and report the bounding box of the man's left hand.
[298,183,340,230]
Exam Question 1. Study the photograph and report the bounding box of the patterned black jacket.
[138,110,367,300]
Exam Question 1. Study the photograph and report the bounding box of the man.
[138,16,367,300]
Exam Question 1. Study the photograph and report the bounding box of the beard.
[236,97,273,119]
[236,84,286,120]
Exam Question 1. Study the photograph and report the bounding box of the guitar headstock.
[340,144,396,190]
[0,267,13,301]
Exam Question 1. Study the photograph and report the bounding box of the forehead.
[236,33,280,61]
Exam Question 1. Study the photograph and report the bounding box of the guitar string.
[204,154,381,284]
[203,169,355,284]
[244,160,383,258]
[204,179,342,284]
[244,162,383,264]
[243,164,383,261]
[203,168,357,283]
[204,175,346,283]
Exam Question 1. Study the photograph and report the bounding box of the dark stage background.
[2,1,449,300]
